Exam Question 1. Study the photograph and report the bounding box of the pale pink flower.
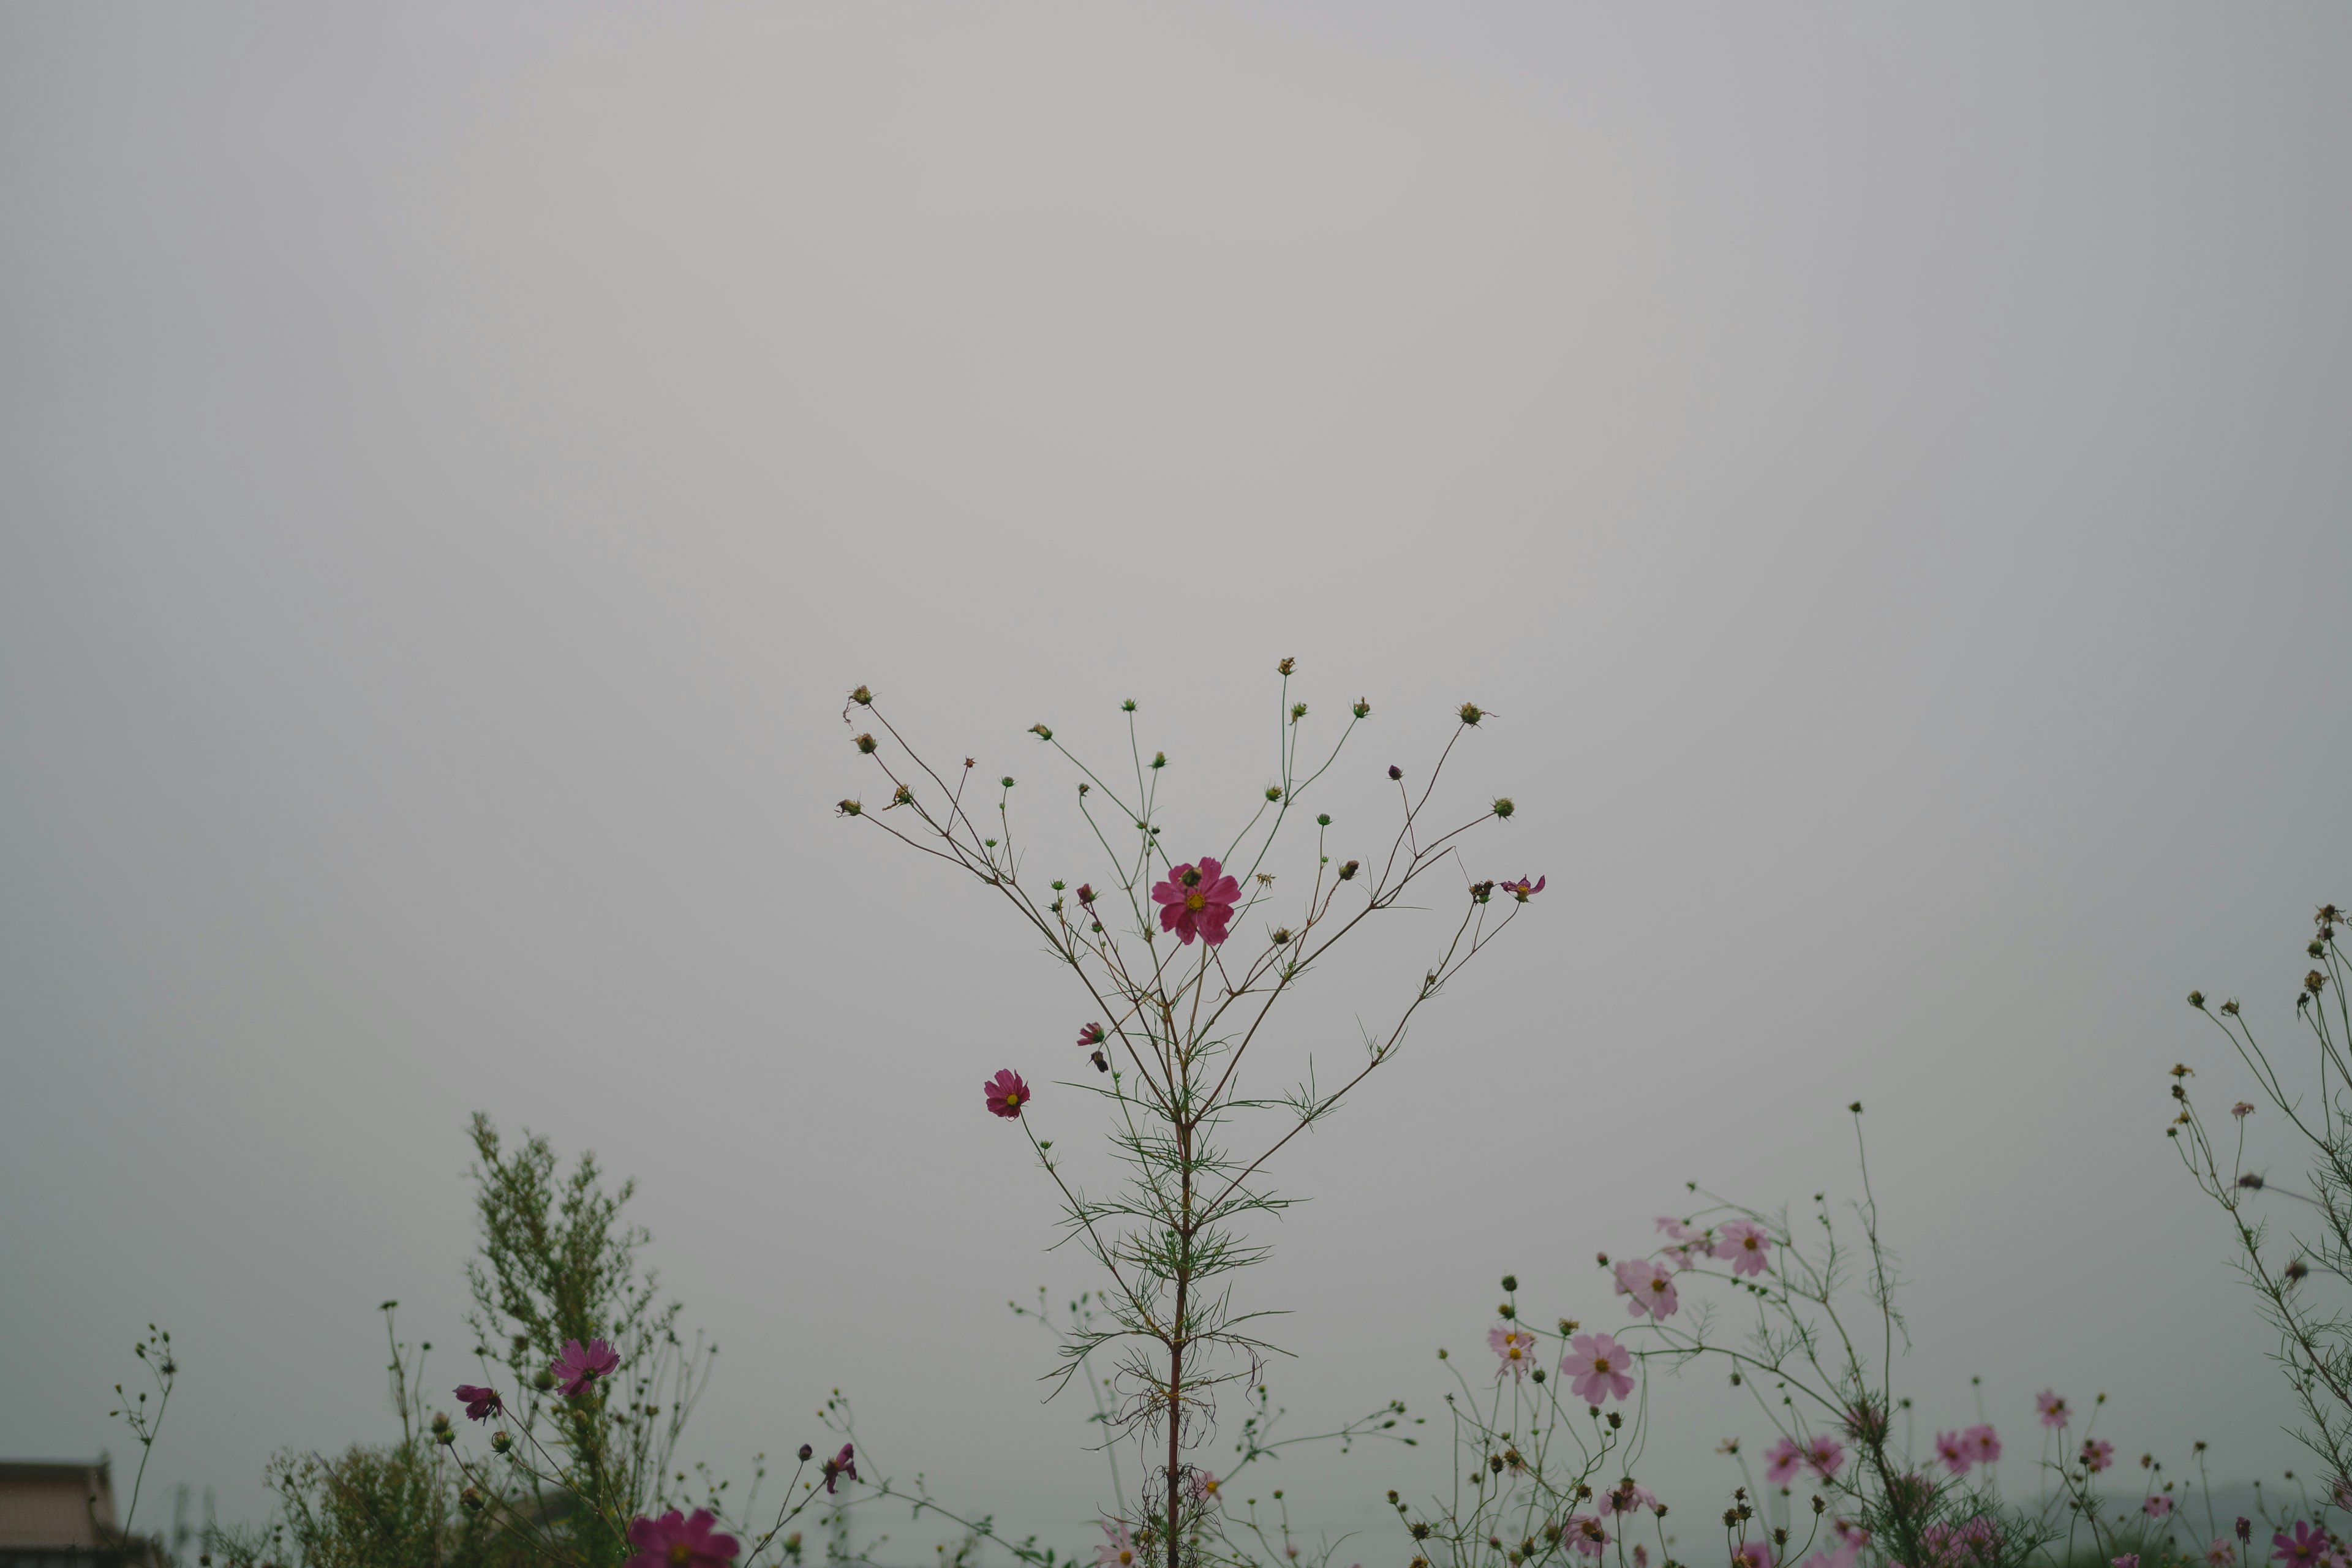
[1733,1542,1773,1568]
[2036,1390,2070,1429]
[1096,1523,1139,1568]
[1604,1482,1659,1517]
[2113,1556,2138,1568]
[1489,1324,1539,1381]
[1567,1516,1611,1559]
[1634,1549,1650,1568]
[551,1338,619,1397]
[1716,1221,1773,1278]
[1934,1431,1972,1476]
[1964,1425,2001,1466]
[1763,1437,1803,1486]
[1567,1333,1635,1405]
[2144,1497,2174,1520]
[2081,1439,2114,1474]
[2233,1102,2256,1120]
[1654,1215,1694,1240]
[2206,1541,2237,1567]
[1804,1436,1846,1480]
[1613,1257,1680,1319]
[1797,1546,1860,1568]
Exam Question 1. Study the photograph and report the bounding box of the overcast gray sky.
[4,1,2350,1553]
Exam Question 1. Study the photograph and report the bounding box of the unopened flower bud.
[1596,1252,1609,1266]
[1151,752,1166,769]
[533,1368,556,1391]
[1121,699,1137,712]
[853,733,878,754]
[1491,797,1514,819]
[2312,940,2327,959]
[848,685,873,706]
[1001,776,1015,790]
[1387,764,1402,780]
[1316,813,1332,827]
[1291,703,1308,722]
[799,1444,815,1462]
[1607,1411,1622,1429]
[1353,698,1371,718]
[2188,990,2206,1008]
[1500,1273,1518,1292]
[1531,1368,1545,1384]
[1338,860,1359,880]
[461,1488,484,1512]
[1498,1302,1515,1319]
[1458,703,1483,726]
[1030,724,1053,741]
[1265,785,1283,801]
[491,1430,512,1453]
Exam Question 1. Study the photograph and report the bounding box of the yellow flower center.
[1185,892,1206,911]
[1006,1093,1021,1107]
[1594,1357,1611,1373]
[671,1545,693,1566]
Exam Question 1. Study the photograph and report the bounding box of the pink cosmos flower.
[2081,1439,2114,1474]
[1935,1431,1972,1476]
[1613,1257,1680,1319]
[2233,1102,2256,1119]
[1489,1324,1539,1380]
[454,1384,502,1422]
[1798,1546,1860,1568]
[1656,1216,1697,1241]
[1964,1425,2001,1466]
[2144,1498,2174,1520]
[1150,857,1241,946]
[2113,1557,2138,1568]
[1566,1516,1611,1559]
[1077,1023,1104,1048]
[2278,1526,2328,1568]
[1763,1438,1804,1487]
[1634,1548,1650,1568]
[1567,1333,1635,1405]
[821,1444,856,1494]
[1804,1436,1846,1481]
[2207,1542,2237,1567]
[984,1069,1031,1118]
[1922,1518,2003,1568]
[1733,1542,1773,1568]
[1604,1482,1659,1517]
[1499,875,1545,902]
[1833,1521,1871,1550]
[2036,1390,2070,1429]
[624,1510,740,1568]
[1096,1523,1139,1568]
[551,1338,619,1396]
[1716,1221,1773,1278]
[1187,1472,1221,1506]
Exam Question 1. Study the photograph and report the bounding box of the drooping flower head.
[1499,875,1545,902]
[1935,1431,1972,1476]
[2144,1498,2175,1520]
[821,1444,857,1495]
[1763,1437,1804,1486]
[2081,1439,2114,1474]
[984,1069,1031,1118]
[551,1338,619,1397]
[1733,1542,1773,1568]
[624,1509,741,1568]
[1804,1437,1846,1480]
[1715,1221,1773,1278]
[1567,1515,1611,1560]
[1613,1257,1680,1319]
[1077,1022,1104,1047]
[1964,1425,2002,1466]
[1604,1482,1659,1517]
[454,1384,503,1422]
[1096,1521,1139,1568]
[1567,1333,1635,1406]
[2278,1526,2329,1568]
[1489,1324,1539,1380]
[1150,857,1241,946]
[2036,1390,2070,1429]
[2233,1102,2256,1119]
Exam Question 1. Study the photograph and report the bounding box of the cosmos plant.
[840,661,1540,1564]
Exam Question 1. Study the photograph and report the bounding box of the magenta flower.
[1150,857,1242,946]
[1567,1333,1635,1405]
[550,1338,619,1397]
[1733,1542,1773,1568]
[2113,1557,2139,1568]
[1076,883,1097,907]
[1613,1257,1680,1319]
[1964,1424,2001,1466]
[821,1443,857,1494]
[1077,1023,1104,1048]
[1095,1523,1139,1568]
[2277,1526,2328,1568]
[2144,1498,2174,1520]
[1566,1516,1611,1559]
[1499,875,1545,902]
[454,1384,502,1422]
[625,1510,740,1568]
[1715,1221,1773,1278]
[1934,1431,1971,1476]
[1804,1436,1846,1480]
[1489,1324,1539,1380]
[2233,1102,2255,1119]
[2081,1439,2114,1474]
[1763,1437,1803,1486]
[2036,1390,2070,1429]
[984,1069,1031,1118]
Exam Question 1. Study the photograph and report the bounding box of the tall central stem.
[1167,1109,1193,1566]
